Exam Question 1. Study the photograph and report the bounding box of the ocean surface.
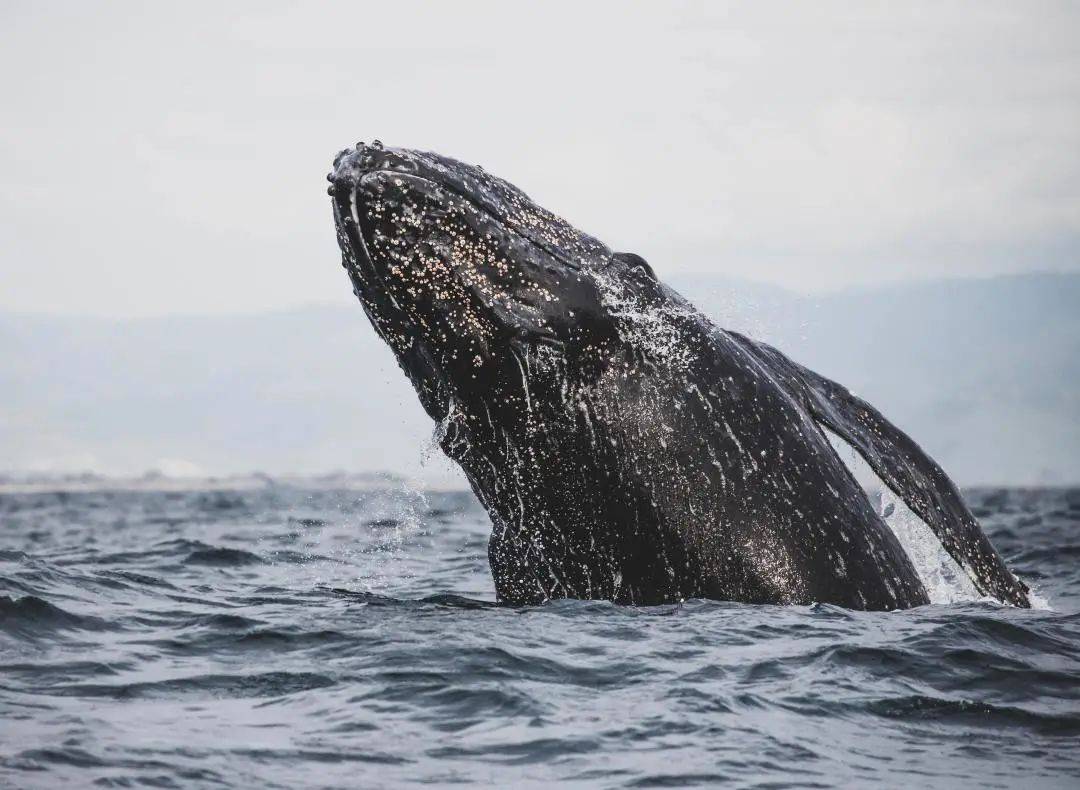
[1,483,1078,788]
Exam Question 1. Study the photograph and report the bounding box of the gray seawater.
[1,484,1078,788]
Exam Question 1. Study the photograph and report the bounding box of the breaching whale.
[327,141,1031,610]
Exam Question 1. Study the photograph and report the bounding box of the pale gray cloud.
[1,1,1078,316]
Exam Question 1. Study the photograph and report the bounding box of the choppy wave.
[1,485,1078,788]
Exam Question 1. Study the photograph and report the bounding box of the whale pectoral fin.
[729,332,1031,608]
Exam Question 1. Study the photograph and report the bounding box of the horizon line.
[1,268,1076,323]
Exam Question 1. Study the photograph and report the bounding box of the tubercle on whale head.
[328,141,658,415]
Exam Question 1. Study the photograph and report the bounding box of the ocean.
[1,483,1078,788]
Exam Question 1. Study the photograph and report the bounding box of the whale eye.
[613,252,656,281]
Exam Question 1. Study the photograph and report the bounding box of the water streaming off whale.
[824,427,984,605]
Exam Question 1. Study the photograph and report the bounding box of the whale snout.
[327,140,421,197]
[328,140,619,368]
[326,143,367,194]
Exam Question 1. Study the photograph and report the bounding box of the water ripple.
[0,485,1076,788]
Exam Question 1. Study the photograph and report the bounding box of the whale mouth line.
[341,184,392,310]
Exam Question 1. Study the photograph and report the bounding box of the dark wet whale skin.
[327,142,1030,610]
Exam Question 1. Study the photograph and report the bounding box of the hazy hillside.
[2,273,1077,485]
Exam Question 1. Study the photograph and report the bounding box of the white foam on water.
[261,485,431,596]
[1027,583,1054,611]
[345,485,431,593]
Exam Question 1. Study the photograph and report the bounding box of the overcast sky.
[2,1,1078,317]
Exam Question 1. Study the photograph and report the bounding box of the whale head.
[328,142,661,423]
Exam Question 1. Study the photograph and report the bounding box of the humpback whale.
[327,141,1031,610]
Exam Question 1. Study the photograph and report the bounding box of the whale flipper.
[730,332,1031,608]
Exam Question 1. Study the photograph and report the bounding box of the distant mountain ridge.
[2,272,1077,485]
